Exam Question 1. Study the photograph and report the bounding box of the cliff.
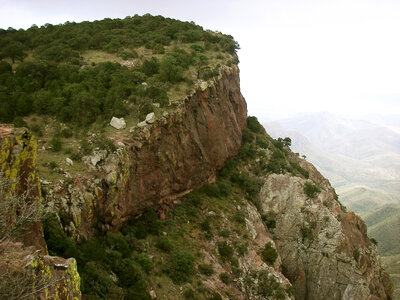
[46,65,247,238]
[0,126,81,300]
[259,151,393,299]
[2,65,392,299]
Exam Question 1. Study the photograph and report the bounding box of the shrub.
[247,116,264,134]
[209,292,223,300]
[236,242,248,256]
[61,128,73,138]
[261,242,278,265]
[165,249,195,283]
[200,183,220,197]
[43,214,80,259]
[230,172,262,198]
[289,161,309,178]
[200,219,211,233]
[370,238,378,246]
[303,182,321,198]
[135,254,153,273]
[198,264,214,276]
[217,181,231,197]
[184,288,196,299]
[49,137,62,151]
[49,161,58,169]
[233,210,246,224]
[105,231,131,258]
[217,241,233,261]
[256,137,268,149]
[241,128,254,144]
[219,229,230,238]
[219,272,230,284]
[262,211,277,230]
[156,236,173,252]
[300,225,314,242]
[353,249,361,262]
[256,270,286,298]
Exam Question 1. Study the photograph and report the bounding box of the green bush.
[61,128,73,138]
[230,172,262,198]
[49,161,58,169]
[105,231,131,258]
[135,254,153,273]
[219,229,230,238]
[49,137,62,151]
[209,292,223,300]
[303,182,321,198]
[183,288,196,299]
[233,210,246,224]
[247,116,264,134]
[256,270,286,298]
[289,161,309,178]
[241,128,254,144]
[43,213,80,259]
[217,241,233,261]
[261,242,278,265]
[236,242,248,256]
[219,272,230,284]
[198,263,214,276]
[200,183,220,197]
[353,249,361,262]
[300,225,314,241]
[262,211,277,230]
[165,249,195,283]
[156,236,173,252]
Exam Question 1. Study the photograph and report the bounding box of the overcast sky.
[1,0,400,121]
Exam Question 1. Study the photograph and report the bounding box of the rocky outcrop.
[0,126,81,299]
[259,152,392,299]
[103,65,246,227]
[50,65,246,237]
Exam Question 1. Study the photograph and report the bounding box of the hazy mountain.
[263,112,400,216]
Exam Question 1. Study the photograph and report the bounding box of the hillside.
[0,16,393,299]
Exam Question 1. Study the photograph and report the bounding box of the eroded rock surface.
[260,153,392,299]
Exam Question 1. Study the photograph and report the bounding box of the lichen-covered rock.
[0,126,82,299]
[0,240,81,300]
[259,154,392,299]
[0,125,46,251]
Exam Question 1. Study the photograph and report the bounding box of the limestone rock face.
[259,153,392,300]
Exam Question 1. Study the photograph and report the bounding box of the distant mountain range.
[263,112,400,256]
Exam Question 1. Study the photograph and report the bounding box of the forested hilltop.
[0,14,239,126]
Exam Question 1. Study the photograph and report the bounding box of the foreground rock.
[0,126,81,299]
[260,152,392,300]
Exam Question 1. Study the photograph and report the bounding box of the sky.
[1,0,400,121]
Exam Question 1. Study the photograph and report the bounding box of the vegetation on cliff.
[0,14,239,127]
[43,116,296,299]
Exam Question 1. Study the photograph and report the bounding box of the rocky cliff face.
[103,65,247,227]
[259,151,392,299]
[48,65,247,237]
[0,126,81,300]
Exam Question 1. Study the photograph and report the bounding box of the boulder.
[90,150,108,166]
[145,112,156,124]
[110,117,126,129]
[66,158,73,166]
[137,121,147,128]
